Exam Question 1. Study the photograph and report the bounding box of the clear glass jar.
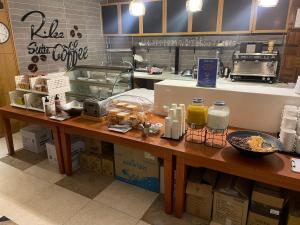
[187,98,208,128]
[207,101,230,131]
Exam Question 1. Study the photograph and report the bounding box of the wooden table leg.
[51,126,65,174]
[0,115,14,155]
[164,153,173,214]
[60,127,72,176]
[175,157,186,218]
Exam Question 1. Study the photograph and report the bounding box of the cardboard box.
[84,137,102,154]
[247,183,286,225]
[213,174,251,225]
[102,154,114,177]
[287,192,300,225]
[79,152,102,174]
[114,145,159,193]
[185,168,218,220]
[46,141,83,171]
[21,125,52,153]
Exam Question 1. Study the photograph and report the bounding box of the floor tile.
[0,216,18,225]
[94,180,159,219]
[0,170,51,204]
[0,132,23,159]
[24,160,65,184]
[24,185,90,225]
[0,194,56,225]
[137,221,151,225]
[64,201,138,225]
[0,149,47,170]
[56,169,114,199]
[142,195,209,225]
[0,161,23,179]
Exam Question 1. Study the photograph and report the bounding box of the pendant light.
[129,0,145,16]
[257,0,279,7]
[186,0,203,12]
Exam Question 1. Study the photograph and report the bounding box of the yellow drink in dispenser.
[187,98,208,128]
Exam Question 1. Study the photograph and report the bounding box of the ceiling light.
[186,0,203,12]
[257,0,279,7]
[129,0,145,16]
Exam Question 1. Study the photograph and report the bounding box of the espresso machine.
[230,43,280,83]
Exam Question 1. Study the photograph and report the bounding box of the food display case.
[66,65,134,102]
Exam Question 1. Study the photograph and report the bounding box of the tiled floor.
[0,133,206,225]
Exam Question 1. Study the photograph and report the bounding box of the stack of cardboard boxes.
[185,168,218,220]
[114,145,160,193]
[79,138,115,177]
[21,125,52,153]
[185,170,291,225]
[247,183,287,225]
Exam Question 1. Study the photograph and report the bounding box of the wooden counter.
[1,105,300,218]
[0,106,65,174]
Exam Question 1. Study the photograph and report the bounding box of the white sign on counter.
[295,9,300,28]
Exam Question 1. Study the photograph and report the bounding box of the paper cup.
[280,129,296,152]
[281,116,297,130]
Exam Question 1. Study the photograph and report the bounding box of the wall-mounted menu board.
[255,0,290,31]
[102,5,119,34]
[121,4,139,34]
[167,0,188,33]
[143,1,163,33]
[192,0,219,32]
[222,0,253,32]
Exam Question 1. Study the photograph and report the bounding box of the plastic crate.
[9,91,27,109]
[30,74,70,95]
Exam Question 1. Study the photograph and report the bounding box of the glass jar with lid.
[187,98,208,128]
[207,100,230,131]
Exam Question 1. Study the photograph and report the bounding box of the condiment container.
[44,96,52,117]
[55,94,61,115]
[179,104,186,134]
[187,98,208,128]
[207,101,230,130]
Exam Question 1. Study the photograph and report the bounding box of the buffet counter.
[1,105,300,218]
[154,80,300,133]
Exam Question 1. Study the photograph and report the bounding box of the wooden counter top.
[62,114,300,192]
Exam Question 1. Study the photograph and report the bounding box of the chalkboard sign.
[192,0,219,32]
[167,0,188,33]
[143,1,163,33]
[102,5,118,34]
[255,0,290,30]
[121,4,139,34]
[222,0,252,31]
[197,58,218,87]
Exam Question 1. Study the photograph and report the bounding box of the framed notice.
[197,58,219,88]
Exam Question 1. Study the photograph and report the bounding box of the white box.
[46,141,84,171]
[21,125,52,153]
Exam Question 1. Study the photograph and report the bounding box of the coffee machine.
[230,43,280,83]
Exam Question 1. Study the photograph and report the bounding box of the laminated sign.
[197,58,219,88]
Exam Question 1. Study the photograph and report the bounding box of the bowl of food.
[227,130,284,157]
[61,100,83,116]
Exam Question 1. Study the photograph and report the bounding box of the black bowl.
[226,130,284,157]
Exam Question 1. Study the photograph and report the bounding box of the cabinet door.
[121,4,139,34]
[192,0,219,32]
[101,5,119,34]
[255,0,290,31]
[221,0,253,32]
[143,1,163,34]
[167,0,188,33]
